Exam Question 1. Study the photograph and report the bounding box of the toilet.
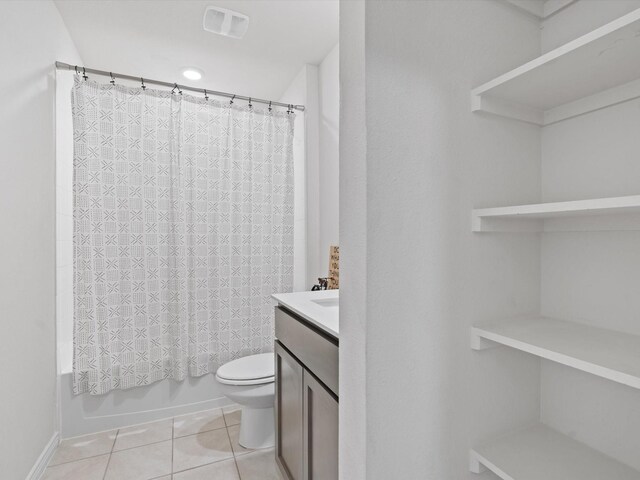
[215,353,275,449]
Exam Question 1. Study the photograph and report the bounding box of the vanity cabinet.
[275,342,304,480]
[302,371,338,480]
[274,306,339,480]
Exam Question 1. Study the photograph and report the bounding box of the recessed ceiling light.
[182,67,203,81]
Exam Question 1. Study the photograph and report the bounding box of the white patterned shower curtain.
[72,77,294,395]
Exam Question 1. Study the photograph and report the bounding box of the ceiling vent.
[203,6,250,39]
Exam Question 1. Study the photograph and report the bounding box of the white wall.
[337,1,367,476]
[0,1,81,477]
[279,65,318,291]
[281,45,340,289]
[318,44,340,273]
[340,1,541,478]
[539,0,640,470]
[339,1,640,478]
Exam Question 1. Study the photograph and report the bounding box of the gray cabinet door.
[303,371,339,480]
[275,341,304,480]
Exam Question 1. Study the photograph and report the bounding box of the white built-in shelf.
[470,423,640,480]
[471,317,640,389]
[471,8,640,125]
[471,195,640,232]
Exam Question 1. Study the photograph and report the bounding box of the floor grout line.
[113,437,173,453]
[233,455,242,480]
[226,425,243,480]
[101,428,119,480]
[49,424,231,469]
[171,420,237,476]
[171,454,238,476]
[222,404,241,428]
[53,411,229,467]
[47,452,110,468]
[46,405,271,479]
[47,440,275,479]
[49,436,175,467]
[171,415,175,476]
[173,424,228,439]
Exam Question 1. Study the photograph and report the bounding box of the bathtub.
[59,366,231,438]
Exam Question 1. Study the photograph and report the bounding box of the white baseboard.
[25,432,59,480]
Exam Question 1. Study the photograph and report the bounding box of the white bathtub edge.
[60,373,232,438]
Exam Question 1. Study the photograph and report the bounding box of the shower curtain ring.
[268,101,272,112]
[74,65,79,75]
[82,67,88,81]
[204,89,209,101]
[248,97,252,109]
[109,72,115,85]
[141,78,146,90]
[230,94,235,105]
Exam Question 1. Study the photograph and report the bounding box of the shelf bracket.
[469,450,488,474]
[470,93,543,126]
[470,329,500,351]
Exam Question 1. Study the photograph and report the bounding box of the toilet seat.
[215,353,275,386]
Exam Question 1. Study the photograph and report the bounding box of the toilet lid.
[216,353,274,383]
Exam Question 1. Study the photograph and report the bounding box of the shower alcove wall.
[469,3,640,479]
[53,65,329,437]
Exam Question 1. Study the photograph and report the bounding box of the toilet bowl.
[215,353,275,449]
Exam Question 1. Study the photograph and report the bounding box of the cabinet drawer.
[275,307,339,396]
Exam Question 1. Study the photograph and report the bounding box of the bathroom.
[4,0,640,479]
[6,1,338,478]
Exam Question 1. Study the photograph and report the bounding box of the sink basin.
[311,297,339,308]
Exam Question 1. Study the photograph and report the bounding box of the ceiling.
[54,0,338,101]
[504,0,575,19]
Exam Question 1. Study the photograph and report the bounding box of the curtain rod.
[55,61,305,112]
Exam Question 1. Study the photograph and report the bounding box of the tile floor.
[42,405,284,480]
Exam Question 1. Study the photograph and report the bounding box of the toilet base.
[239,406,275,449]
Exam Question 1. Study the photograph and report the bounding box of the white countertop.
[272,290,339,338]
